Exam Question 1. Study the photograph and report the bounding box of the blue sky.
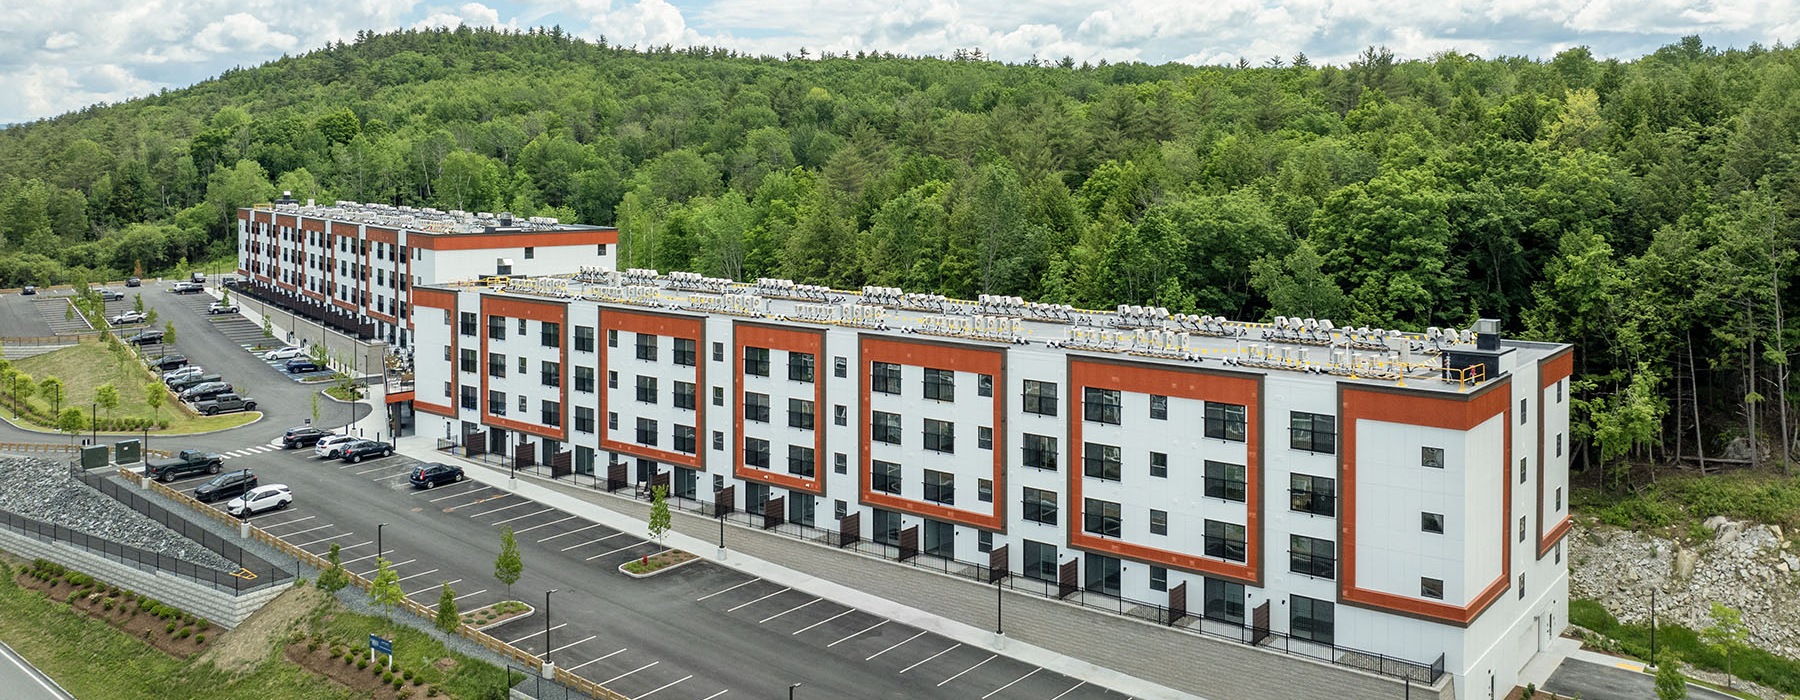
[2,0,1796,124]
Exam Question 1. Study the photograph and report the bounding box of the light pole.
[789,683,801,700]
[91,401,97,443]
[544,589,558,665]
[996,577,1004,636]
[377,522,388,560]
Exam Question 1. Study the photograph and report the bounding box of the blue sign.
[369,634,393,656]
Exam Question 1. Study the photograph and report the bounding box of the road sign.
[369,634,392,656]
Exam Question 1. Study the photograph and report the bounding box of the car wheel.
[208,463,221,474]
[383,449,392,457]
[278,500,289,510]
[424,480,435,489]
[159,472,173,483]
[352,454,363,463]
[205,407,219,415]
[454,473,464,482]
[244,402,256,411]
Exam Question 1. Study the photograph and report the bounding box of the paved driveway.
[1544,658,1738,700]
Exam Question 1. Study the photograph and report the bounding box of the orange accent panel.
[415,399,455,417]
[733,323,828,496]
[331,300,357,313]
[1537,348,1573,558]
[301,218,325,233]
[412,229,617,251]
[482,413,566,441]
[366,226,398,245]
[597,309,705,471]
[412,288,458,310]
[276,214,297,228]
[1067,357,1264,585]
[1540,350,1573,388]
[858,336,1006,531]
[369,309,397,324]
[302,289,324,301]
[1339,381,1512,626]
[478,295,568,443]
[486,296,567,323]
[386,391,416,404]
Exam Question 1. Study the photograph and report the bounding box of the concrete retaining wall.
[0,525,291,628]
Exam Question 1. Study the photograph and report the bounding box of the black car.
[339,440,393,463]
[168,373,222,391]
[284,359,321,374]
[125,277,141,287]
[179,381,233,402]
[194,469,258,503]
[148,354,188,371]
[281,426,330,448]
[126,329,165,345]
[409,463,464,489]
[21,286,36,295]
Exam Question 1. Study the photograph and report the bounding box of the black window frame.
[1022,487,1058,525]
[1083,442,1121,481]
[1022,434,1058,471]
[787,444,816,477]
[1422,511,1445,534]
[1149,509,1168,535]
[872,362,902,395]
[635,333,658,361]
[1290,595,1335,645]
[573,325,595,352]
[743,346,771,377]
[1149,394,1168,420]
[743,391,771,423]
[1206,461,1248,502]
[923,469,955,505]
[743,437,771,469]
[539,321,560,348]
[673,380,696,410]
[1290,474,1336,516]
[635,375,658,404]
[1204,402,1247,442]
[872,460,901,494]
[788,352,815,383]
[1022,380,1058,416]
[788,398,815,430]
[1422,446,1445,469]
[1150,451,1168,478]
[1083,387,1121,425]
[573,366,595,393]
[1289,411,1337,454]
[922,368,955,402]
[673,425,696,454]
[923,418,955,453]
[673,337,697,367]
[872,411,902,445]
[635,417,659,446]
[1204,520,1246,562]
[1083,498,1121,538]
[1289,534,1335,579]
[574,406,595,433]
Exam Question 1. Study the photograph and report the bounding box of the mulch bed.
[14,573,211,658]
[283,642,446,700]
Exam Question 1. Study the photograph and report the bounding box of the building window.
[872,460,901,494]
[488,390,507,415]
[978,531,993,554]
[574,406,595,433]
[1290,412,1336,453]
[1555,487,1563,511]
[1421,577,1444,600]
[1149,394,1168,420]
[673,425,697,454]
[540,361,560,388]
[1083,388,1121,425]
[1289,535,1335,579]
[488,315,506,339]
[635,375,658,404]
[1520,457,1529,483]
[608,370,618,389]
[608,412,618,431]
[574,326,595,352]
[1289,474,1334,515]
[518,356,528,375]
[1084,499,1121,538]
[712,341,723,362]
[1150,566,1169,592]
[636,418,659,446]
[523,246,534,260]
[872,411,902,445]
[1519,574,1526,599]
[712,386,723,406]
[1204,579,1244,624]
[1422,512,1445,534]
[1023,488,1058,525]
[977,478,992,503]
[1023,540,1058,582]
[517,318,527,335]
[923,368,955,401]
[712,431,724,451]
[1207,461,1248,502]
[1204,402,1247,442]
[832,453,848,474]
[540,322,560,348]
[1556,433,1563,457]
[788,398,815,430]
[1084,553,1121,596]
[744,392,770,423]
[924,520,954,559]
[978,426,993,450]
[673,338,696,367]
[1150,452,1168,478]
[674,381,696,410]
[1204,520,1246,562]
[977,374,993,397]
[540,401,562,427]
[788,352,815,382]
[1022,434,1058,470]
[788,445,815,477]
[1150,509,1168,535]
[636,333,658,361]
[924,470,955,505]
[459,385,477,410]
[743,437,770,469]
[834,404,847,427]
[872,509,901,546]
[459,348,477,374]
[743,346,770,377]
[1519,516,1527,542]
[608,329,618,347]
[487,352,507,377]
[1083,442,1121,481]
[1521,398,1528,423]
[834,356,847,378]
[1556,380,1563,403]
[1290,596,1335,645]
[1422,446,1445,469]
[923,419,955,453]
[1555,542,1563,564]
[459,312,477,336]
[1022,380,1058,416]
[871,362,902,395]
[574,366,595,393]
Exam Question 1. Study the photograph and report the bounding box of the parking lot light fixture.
[544,589,558,665]
[790,682,802,699]
[378,522,388,559]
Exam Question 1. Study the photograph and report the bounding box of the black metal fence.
[0,508,284,595]
[226,280,377,341]
[508,664,593,700]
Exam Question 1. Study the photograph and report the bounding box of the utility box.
[114,439,142,464]
[80,445,109,469]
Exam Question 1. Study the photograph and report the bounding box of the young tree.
[133,293,144,314]
[1702,602,1748,688]
[648,484,671,545]
[143,307,158,328]
[38,376,64,422]
[494,526,522,595]
[95,383,120,430]
[310,392,321,425]
[369,557,403,624]
[162,321,177,348]
[262,315,273,338]
[143,380,164,427]
[1655,654,1687,700]
[316,542,349,593]
[57,407,85,445]
[434,582,460,633]
[9,372,35,417]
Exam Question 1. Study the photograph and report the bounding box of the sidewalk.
[396,437,1208,700]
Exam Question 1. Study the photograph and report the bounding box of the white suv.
[313,434,358,459]
[226,484,291,517]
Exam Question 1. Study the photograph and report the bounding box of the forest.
[0,28,1795,482]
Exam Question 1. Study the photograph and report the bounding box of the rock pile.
[0,455,237,572]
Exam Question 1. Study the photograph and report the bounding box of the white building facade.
[410,271,1573,698]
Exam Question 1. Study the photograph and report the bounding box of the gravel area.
[0,455,238,572]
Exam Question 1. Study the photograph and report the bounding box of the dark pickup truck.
[145,449,224,482]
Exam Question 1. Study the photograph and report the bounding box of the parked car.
[110,310,147,325]
[194,469,257,503]
[145,449,224,482]
[339,440,393,463]
[280,425,330,448]
[148,354,188,372]
[313,434,359,459]
[179,381,233,403]
[170,282,203,294]
[226,484,291,517]
[20,286,35,295]
[409,463,465,489]
[163,366,205,383]
[194,392,257,415]
[125,277,141,287]
[208,301,239,314]
[264,346,305,360]
[125,329,164,345]
[284,359,322,374]
[168,374,222,392]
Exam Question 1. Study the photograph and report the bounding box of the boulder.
[1703,515,1729,534]
[1674,548,1699,580]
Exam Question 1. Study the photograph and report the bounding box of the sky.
[2,0,1797,125]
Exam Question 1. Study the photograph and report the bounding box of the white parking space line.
[294,532,355,548]
[408,578,461,598]
[982,668,1040,698]
[453,588,487,601]
[792,609,854,635]
[696,578,761,601]
[514,515,577,534]
[632,674,691,700]
[561,532,627,552]
[889,635,942,666]
[828,620,886,647]
[353,465,390,476]
[356,558,415,577]
[508,623,567,646]
[937,655,995,686]
[537,522,601,543]
[492,507,556,526]
[699,690,729,700]
[726,587,791,613]
[758,598,820,624]
[548,635,596,655]
[259,515,314,530]
[1049,681,1088,699]
[600,661,658,686]
[566,647,627,672]
[373,471,412,481]
[427,485,489,501]
[277,524,333,538]
[395,568,439,583]
[470,501,531,518]
[585,540,653,561]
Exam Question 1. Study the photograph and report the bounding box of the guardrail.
[0,442,172,459]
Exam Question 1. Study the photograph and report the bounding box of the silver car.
[313,434,358,459]
[226,484,291,517]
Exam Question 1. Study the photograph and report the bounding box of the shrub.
[403,669,414,681]
[343,654,353,665]
[194,634,205,644]
[66,572,92,587]
[177,628,191,639]
[102,599,114,611]
[195,619,210,631]
[383,671,394,683]
[427,688,439,697]
[357,658,368,670]
[392,676,405,689]
[165,622,176,634]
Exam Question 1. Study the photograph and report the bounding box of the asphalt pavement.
[0,641,75,700]
[1543,657,1739,700]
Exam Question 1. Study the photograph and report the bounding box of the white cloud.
[413,2,508,30]
[42,32,79,51]
[194,13,302,54]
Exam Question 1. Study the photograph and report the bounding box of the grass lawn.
[0,562,353,700]
[1572,469,1800,534]
[1571,598,1800,695]
[9,341,258,435]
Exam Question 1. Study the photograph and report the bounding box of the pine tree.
[316,542,349,593]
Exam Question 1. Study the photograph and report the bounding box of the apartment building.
[411,270,1573,698]
[236,197,618,348]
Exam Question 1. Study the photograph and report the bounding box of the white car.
[313,434,358,459]
[226,484,291,517]
[208,301,240,314]
[110,310,148,325]
[264,346,305,360]
[162,366,205,383]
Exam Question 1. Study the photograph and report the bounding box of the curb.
[467,602,536,632]
[617,550,701,579]
[0,411,265,438]
[317,388,367,405]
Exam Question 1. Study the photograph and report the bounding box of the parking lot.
[153,443,1129,700]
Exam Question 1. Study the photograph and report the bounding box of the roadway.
[0,640,76,700]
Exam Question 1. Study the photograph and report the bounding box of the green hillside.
[1,29,1797,482]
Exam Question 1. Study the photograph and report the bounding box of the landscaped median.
[1,339,258,435]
